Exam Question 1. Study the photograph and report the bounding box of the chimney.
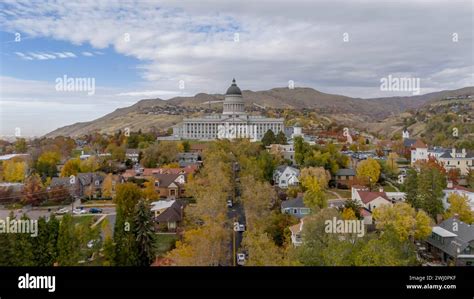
[447,181,453,189]
[379,187,384,193]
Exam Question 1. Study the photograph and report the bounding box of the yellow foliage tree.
[60,158,81,177]
[356,158,381,187]
[102,173,114,198]
[373,202,433,242]
[143,180,159,201]
[444,193,474,224]
[341,208,357,220]
[2,160,26,182]
[166,216,229,266]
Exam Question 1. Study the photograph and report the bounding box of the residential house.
[281,197,310,218]
[273,165,300,188]
[153,173,187,198]
[426,217,474,266]
[334,168,356,188]
[122,165,198,180]
[439,148,474,176]
[267,144,296,164]
[351,186,393,211]
[151,199,184,231]
[77,172,105,198]
[410,140,428,165]
[177,152,201,167]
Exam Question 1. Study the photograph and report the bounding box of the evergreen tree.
[113,183,142,265]
[133,200,156,266]
[275,131,287,145]
[261,130,276,147]
[57,214,81,266]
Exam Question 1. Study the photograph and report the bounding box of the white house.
[442,184,474,212]
[351,186,392,211]
[439,148,474,176]
[273,165,300,188]
[410,140,428,165]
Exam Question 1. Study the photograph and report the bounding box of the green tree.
[113,183,142,265]
[33,216,60,266]
[133,200,156,266]
[14,138,27,153]
[261,130,276,147]
[275,131,287,145]
[57,214,81,266]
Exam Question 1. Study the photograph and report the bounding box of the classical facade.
[172,79,284,141]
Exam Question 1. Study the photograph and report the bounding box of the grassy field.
[155,234,179,256]
[72,215,96,226]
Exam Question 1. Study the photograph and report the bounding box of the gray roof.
[50,177,72,188]
[403,138,417,147]
[336,168,356,176]
[439,150,474,159]
[427,217,474,258]
[155,200,184,223]
[281,197,306,209]
[225,78,242,95]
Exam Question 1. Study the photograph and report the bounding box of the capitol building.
[172,79,284,141]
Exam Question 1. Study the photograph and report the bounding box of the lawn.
[72,215,96,226]
[155,234,179,256]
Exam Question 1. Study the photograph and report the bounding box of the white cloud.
[82,51,94,57]
[0,0,472,136]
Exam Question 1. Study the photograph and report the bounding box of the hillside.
[45,86,474,138]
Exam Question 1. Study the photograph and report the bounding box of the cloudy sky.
[0,0,472,137]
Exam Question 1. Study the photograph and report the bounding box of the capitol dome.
[225,78,242,95]
[223,78,245,115]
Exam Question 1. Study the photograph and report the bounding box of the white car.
[237,253,246,265]
[55,208,69,215]
[227,200,233,208]
[233,222,245,232]
[73,208,86,215]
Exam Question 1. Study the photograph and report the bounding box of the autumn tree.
[444,193,474,224]
[60,158,81,177]
[22,174,46,206]
[143,180,159,201]
[35,151,60,178]
[356,158,381,188]
[241,230,288,266]
[102,173,114,199]
[372,202,432,242]
[302,175,327,211]
[167,215,229,266]
[2,159,26,182]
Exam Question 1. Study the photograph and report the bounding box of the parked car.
[89,207,103,214]
[54,208,69,215]
[237,253,246,265]
[227,200,233,208]
[73,208,86,215]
